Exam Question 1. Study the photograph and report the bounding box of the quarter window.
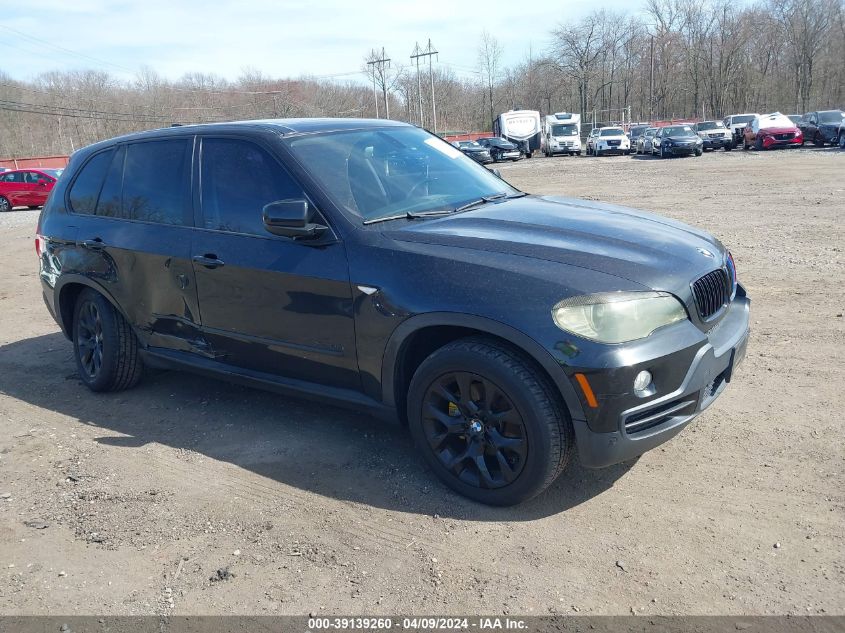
[68,150,114,215]
[200,137,303,236]
[96,146,126,219]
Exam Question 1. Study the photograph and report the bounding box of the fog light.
[634,370,652,393]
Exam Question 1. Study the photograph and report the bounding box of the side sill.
[140,347,399,424]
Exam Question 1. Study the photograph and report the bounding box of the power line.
[0,25,137,76]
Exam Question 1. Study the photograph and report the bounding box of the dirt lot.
[0,147,843,616]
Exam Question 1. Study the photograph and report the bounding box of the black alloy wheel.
[407,337,572,505]
[420,371,528,490]
[75,299,105,380]
[72,288,144,392]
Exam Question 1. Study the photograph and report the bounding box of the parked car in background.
[653,125,703,158]
[722,113,759,148]
[694,121,732,151]
[0,168,59,212]
[453,140,493,164]
[635,127,658,155]
[743,112,803,150]
[627,124,650,145]
[797,110,845,146]
[476,137,522,162]
[36,118,750,505]
[586,127,631,156]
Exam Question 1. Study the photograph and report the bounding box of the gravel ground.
[0,146,843,616]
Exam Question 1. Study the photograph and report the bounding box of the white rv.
[542,112,582,156]
[493,110,542,158]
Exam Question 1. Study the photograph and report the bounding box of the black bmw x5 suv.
[37,119,750,505]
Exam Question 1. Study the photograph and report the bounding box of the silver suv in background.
[722,113,759,149]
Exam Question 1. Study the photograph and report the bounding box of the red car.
[742,113,803,150]
[0,168,63,212]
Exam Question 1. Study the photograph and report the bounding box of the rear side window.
[68,149,114,215]
[200,137,303,236]
[122,140,191,225]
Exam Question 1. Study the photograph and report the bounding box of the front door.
[191,136,359,391]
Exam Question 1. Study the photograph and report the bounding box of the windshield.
[629,126,648,137]
[733,115,755,124]
[599,128,624,137]
[818,111,844,123]
[663,125,694,136]
[459,141,481,148]
[697,122,724,131]
[286,127,515,223]
[551,124,577,136]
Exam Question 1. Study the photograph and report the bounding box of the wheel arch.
[381,313,586,426]
[54,276,127,341]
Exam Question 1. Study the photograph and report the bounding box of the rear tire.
[724,143,732,152]
[0,196,10,212]
[73,289,144,392]
[407,337,573,506]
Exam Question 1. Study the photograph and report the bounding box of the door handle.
[80,238,105,250]
[192,254,225,269]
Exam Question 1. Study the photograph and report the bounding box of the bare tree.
[478,30,503,129]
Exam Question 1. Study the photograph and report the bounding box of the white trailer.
[542,112,582,156]
[493,110,542,158]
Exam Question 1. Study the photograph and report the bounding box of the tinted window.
[122,140,190,225]
[68,150,114,215]
[200,138,303,235]
[96,146,126,219]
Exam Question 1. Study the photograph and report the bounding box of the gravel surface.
[0,147,842,616]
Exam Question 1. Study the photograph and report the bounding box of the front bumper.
[495,150,521,161]
[761,135,802,148]
[663,144,700,155]
[568,287,751,468]
[702,136,730,148]
[597,143,630,154]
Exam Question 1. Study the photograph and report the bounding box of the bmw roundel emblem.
[697,247,715,258]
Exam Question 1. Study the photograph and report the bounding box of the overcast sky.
[3,0,644,84]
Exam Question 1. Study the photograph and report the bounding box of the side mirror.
[262,199,327,239]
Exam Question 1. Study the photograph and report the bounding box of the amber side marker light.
[574,373,599,408]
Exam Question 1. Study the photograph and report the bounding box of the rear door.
[65,138,202,352]
[191,135,359,390]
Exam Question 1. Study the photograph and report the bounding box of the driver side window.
[200,138,304,236]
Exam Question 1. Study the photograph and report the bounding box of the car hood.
[757,126,798,134]
[385,195,725,294]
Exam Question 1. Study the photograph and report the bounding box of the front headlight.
[552,292,688,344]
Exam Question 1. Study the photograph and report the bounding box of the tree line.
[1,0,842,158]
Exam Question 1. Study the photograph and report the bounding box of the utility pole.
[411,40,438,131]
[649,34,654,120]
[367,48,392,118]
[410,42,425,128]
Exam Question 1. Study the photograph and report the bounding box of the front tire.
[73,289,144,392]
[407,338,573,506]
[0,196,10,212]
